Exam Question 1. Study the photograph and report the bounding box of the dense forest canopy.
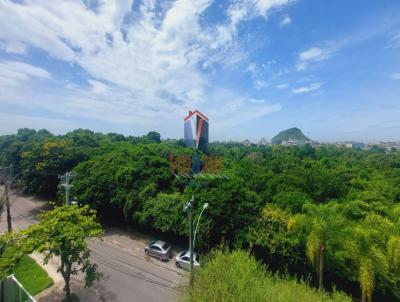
[1,128,400,301]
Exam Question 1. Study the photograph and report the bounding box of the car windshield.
[162,243,169,250]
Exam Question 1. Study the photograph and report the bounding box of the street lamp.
[183,196,194,286]
[193,203,209,249]
[183,196,209,287]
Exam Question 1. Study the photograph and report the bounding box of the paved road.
[0,190,185,302]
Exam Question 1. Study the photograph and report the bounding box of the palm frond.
[387,236,400,273]
[306,232,320,268]
[359,257,375,302]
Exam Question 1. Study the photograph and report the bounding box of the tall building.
[184,110,209,149]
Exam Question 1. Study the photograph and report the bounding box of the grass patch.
[186,249,351,302]
[14,255,54,296]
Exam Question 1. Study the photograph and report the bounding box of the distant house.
[242,139,251,146]
[184,110,209,149]
[282,140,294,146]
[281,139,313,146]
[258,138,269,146]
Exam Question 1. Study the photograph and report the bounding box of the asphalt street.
[0,190,185,302]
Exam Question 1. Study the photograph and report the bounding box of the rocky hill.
[271,128,311,144]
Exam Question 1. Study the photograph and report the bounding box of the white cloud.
[276,83,288,89]
[88,79,108,94]
[299,47,324,61]
[0,60,51,87]
[387,33,400,49]
[216,0,291,46]
[391,73,400,80]
[296,45,337,70]
[254,79,267,88]
[0,0,288,135]
[210,97,282,128]
[291,82,322,94]
[280,14,291,26]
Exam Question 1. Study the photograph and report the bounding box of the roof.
[184,110,209,122]
[180,250,198,258]
[153,240,167,247]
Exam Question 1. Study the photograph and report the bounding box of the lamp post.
[193,203,209,249]
[184,196,209,287]
[184,196,194,286]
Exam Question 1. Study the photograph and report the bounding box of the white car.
[175,250,200,270]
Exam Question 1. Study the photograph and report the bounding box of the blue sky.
[0,0,399,142]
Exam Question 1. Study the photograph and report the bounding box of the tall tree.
[345,214,399,302]
[26,205,103,301]
[146,131,161,143]
[291,202,346,291]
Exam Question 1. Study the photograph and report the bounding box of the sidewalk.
[30,252,64,301]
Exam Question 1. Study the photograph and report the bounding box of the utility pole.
[0,166,12,233]
[184,196,209,287]
[5,178,11,233]
[184,195,194,286]
[60,172,75,205]
[0,166,30,233]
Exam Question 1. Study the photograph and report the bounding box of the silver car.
[175,250,200,270]
[144,240,172,261]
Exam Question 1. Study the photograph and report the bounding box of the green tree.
[146,131,161,143]
[247,205,304,270]
[291,202,346,291]
[186,249,351,302]
[25,205,103,301]
[387,236,400,274]
[137,192,186,234]
[0,232,27,280]
[345,215,395,302]
[272,191,312,213]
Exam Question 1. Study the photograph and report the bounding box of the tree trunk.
[64,275,71,300]
[318,245,325,292]
[361,290,366,302]
[60,255,72,300]
[5,184,12,233]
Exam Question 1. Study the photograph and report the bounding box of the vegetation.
[1,128,400,301]
[25,205,103,300]
[14,255,53,296]
[185,249,351,302]
[271,127,310,144]
[0,231,30,280]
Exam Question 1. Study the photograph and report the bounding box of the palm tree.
[346,215,393,302]
[387,235,400,276]
[291,202,346,291]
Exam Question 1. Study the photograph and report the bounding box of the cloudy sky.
[0,0,399,142]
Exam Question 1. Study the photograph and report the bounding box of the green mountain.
[271,127,311,144]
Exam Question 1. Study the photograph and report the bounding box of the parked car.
[175,250,200,270]
[144,240,172,261]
